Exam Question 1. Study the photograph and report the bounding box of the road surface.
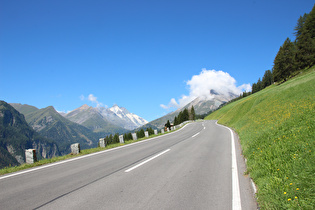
[0,120,257,209]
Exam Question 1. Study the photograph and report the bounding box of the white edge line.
[125,149,170,172]
[215,121,242,210]
[0,123,192,180]
[191,132,200,138]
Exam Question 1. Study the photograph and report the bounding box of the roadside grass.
[0,128,180,176]
[205,67,315,209]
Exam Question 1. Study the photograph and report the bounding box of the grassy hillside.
[205,67,314,209]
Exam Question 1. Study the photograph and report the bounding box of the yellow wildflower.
[284,192,287,194]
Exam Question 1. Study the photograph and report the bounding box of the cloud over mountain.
[80,94,106,108]
[161,69,251,110]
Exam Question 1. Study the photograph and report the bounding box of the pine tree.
[252,82,257,93]
[262,70,273,88]
[294,13,309,39]
[127,133,132,141]
[109,134,113,144]
[273,38,296,82]
[146,127,154,135]
[296,8,315,69]
[165,120,171,129]
[190,106,196,120]
[137,129,145,138]
[256,78,262,91]
[182,108,189,122]
[113,133,119,143]
[174,116,178,125]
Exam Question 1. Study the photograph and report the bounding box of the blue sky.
[1,0,314,122]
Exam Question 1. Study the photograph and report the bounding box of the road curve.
[0,120,257,209]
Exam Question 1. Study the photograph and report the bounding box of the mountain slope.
[16,105,100,154]
[205,68,315,209]
[0,101,59,169]
[10,103,38,115]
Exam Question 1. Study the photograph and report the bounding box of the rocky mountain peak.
[80,104,90,110]
[210,89,220,95]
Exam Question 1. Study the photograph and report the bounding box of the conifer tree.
[182,108,189,122]
[190,106,196,120]
[174,116,178,125]
[109,134,113,144]
[294,13,309,39]
[256,78,262,91]
[137,129,145,138]
[127,133,132,141]
[146,127,154,135]
[165,120,171,129]
[113,133,119,143]
[273,38,296,82]
[251,82,257,93]
[262,70,273,88]
[295,5,315,70]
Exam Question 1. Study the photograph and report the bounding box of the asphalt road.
[0,120,257,209]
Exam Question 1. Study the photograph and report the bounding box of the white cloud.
[80,94,105,108]
[160,98,179,110]
[88,94,98,103]
[161,69,251,110]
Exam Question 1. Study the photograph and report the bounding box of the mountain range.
[63,104,148,131]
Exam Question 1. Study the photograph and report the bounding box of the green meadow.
[205,67,315,209]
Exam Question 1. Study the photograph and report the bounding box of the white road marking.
[215,121,242,210]
[125,149,171,173]
[192,132,200,138]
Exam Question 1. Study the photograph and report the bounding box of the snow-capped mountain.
[65,104,148,131]
[109,105,148,129]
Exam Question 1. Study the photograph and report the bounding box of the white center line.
[125,149,171,173]
[191,132,200,138]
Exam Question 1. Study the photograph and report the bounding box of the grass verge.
[205,67,314,209]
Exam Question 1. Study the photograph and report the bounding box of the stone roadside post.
[99,138,106,148]
[25,149,37,164]
[145,131,149,138]
[71,143,80,155]
[132,133,137,141]
[119,135,124,143]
